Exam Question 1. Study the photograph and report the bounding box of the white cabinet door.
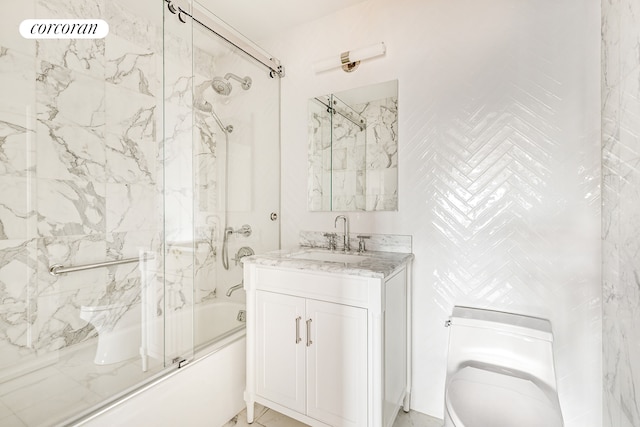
[255,291,306,413]
[306,299,368,427]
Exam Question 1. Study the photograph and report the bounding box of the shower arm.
[224,73,252,90]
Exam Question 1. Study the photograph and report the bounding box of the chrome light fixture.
[313,42,386,73]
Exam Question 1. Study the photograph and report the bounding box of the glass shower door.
[0,0,194,425]
[162,0,196,367]
[191,2,280,349]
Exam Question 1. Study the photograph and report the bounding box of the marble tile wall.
[361,96,398,211]
[299,230,412,253]
[0,0,226,379]
[192,46,226,305]
[1,0,283,421]
[306,99,331,211]
[328,96,366,211]
[602,0,640,426]
[162,1,199,361]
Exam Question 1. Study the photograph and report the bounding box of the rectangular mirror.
[307,79,398,211]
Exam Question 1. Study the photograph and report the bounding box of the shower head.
[211,77,232,96]
[210,73,252,95]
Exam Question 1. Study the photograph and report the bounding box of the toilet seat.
[445,366,563,427]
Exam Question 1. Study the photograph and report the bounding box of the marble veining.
[36,61,106,183]
[0,115,35,179]
[106,47,155,96]
[104,1,161,55]
[602,0,640,425]
[35,39,105,79]
[0,0,280,424]
[299,230,412,253]
[105,88,157,185]
[0,239,37,369]
[243,247,413,279]
[0,0,177,424]
[36,179,106,237]
[0,177,34,241]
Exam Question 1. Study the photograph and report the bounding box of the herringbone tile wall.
[266,0,601,424]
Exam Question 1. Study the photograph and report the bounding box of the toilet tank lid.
[450,306,553,341]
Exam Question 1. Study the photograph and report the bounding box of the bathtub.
[80,299,247,427]
[194,300,246,355]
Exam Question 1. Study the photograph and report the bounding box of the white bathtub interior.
[194,301,246,353]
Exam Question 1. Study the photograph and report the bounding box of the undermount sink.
[288,250,369,264]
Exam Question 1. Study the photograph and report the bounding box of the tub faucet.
[226,282,243,297]
[334,215,349,252]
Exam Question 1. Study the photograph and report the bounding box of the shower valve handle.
[228,224,252,237]
[235,224,252,237]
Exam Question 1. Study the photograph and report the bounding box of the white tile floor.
[222,404,443,427]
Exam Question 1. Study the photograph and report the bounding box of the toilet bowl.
[444,306,563,427]
[80,303,141,365]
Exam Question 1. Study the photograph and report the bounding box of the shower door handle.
[295,316,302,344]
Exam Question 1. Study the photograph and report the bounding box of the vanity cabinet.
[255,291,368,426]
[244,256,412,427]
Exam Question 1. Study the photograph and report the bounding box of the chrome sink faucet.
[334,215,349,252]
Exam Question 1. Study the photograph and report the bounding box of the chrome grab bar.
[49,257,141,277]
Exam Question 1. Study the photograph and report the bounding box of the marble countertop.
[242,247,414,279]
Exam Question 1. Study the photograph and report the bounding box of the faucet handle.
[323,232,338,250]
[356,235,371,253]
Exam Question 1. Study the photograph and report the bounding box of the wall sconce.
[313,42,386,73]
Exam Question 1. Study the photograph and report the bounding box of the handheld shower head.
[210,73,252,95]
[193,97,233,133]
[194,98,213,112]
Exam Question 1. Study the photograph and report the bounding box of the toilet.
[444,306,563,427]
[80,303,141,365]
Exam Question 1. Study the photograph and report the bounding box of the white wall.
[262,0,601,424]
